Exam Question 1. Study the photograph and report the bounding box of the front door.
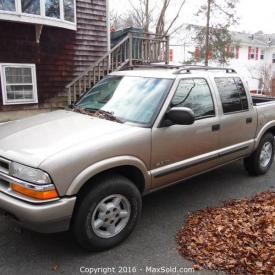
[151,77,221,188]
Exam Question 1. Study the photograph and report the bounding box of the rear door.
[213,76,257,161]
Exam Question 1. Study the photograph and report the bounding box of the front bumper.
[0,191,76,233]
[0,167,76,233]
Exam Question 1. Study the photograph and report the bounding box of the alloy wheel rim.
[91,194,131,238]
[259,141,273,168]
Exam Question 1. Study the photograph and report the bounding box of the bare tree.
[155,0,186,37]
[247,64,272,96]
[110,0,186,37]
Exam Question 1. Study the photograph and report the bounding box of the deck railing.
[66,32,169,105]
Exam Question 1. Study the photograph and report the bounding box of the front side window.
[171,78,215,119]
[0,64,38,105]
[215,77,249,114]
[0,0,15,11]
[21,0,40,14]
[75,76,173,126]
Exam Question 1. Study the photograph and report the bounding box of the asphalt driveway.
[0,160,274,275]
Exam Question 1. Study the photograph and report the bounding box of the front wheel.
[244,133,274,175]
[72,174,142,251]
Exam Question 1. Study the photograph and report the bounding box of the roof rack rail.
[173,66,237,74]
[124,64,183,70]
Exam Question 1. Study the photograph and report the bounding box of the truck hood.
[0,110,133,167]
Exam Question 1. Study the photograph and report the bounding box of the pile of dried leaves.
[177,192,275,274]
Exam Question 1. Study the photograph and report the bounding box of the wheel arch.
[66,156,151,196]
[255,121,275,148]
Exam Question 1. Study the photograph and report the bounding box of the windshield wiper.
[73,107,123,123]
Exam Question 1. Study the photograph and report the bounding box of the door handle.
[212,124,220,132]
[246,117,253,124]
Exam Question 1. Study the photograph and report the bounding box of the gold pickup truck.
[0,66,275,251]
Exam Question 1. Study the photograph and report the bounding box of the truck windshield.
[75,76,173,125]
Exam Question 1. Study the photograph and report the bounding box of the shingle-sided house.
[0,0,109,122]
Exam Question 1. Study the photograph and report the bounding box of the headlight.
[9,162,58,200]
[9,162,51,184]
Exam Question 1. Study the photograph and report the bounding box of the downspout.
[106,0,111,51]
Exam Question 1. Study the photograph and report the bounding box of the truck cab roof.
[110,65,239,79]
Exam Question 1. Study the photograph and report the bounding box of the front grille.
[0,158,10,174]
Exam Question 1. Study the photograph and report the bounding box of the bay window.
[0,0,76,29]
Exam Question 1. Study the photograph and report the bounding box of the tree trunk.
[144,0,149,32]
[205,0,211,66]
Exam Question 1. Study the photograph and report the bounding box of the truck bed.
[252,95,275,106]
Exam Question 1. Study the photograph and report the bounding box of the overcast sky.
[110,0,275,34]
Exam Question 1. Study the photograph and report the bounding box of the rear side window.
[171,78,215,119]
[215,77,249,114]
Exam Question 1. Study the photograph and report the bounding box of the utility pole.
[205,0,211,66]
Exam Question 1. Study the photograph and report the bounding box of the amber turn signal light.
[11,183,59,200]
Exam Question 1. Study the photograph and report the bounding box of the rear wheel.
[72,174,142,251]
[244,133,274,175]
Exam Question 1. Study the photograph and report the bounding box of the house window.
[0,64,38,105]
[260,50,265,60]
[230,47,235,57]
[0,0,15,11]
[21,0,40,15]
[45,0,60,18]
[272,54,275,63]
[64,0,75,22]
[250,48,255,59]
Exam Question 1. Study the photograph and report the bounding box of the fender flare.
[65,156,151,196]
[255,120,275,148]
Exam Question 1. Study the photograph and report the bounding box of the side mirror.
[166,107,195,126]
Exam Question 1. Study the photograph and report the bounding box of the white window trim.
[0,0,76,30]
[0,63,38,105]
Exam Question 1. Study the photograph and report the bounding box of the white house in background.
[170,27,275,94]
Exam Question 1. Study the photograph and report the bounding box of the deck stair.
[66,32,170,105]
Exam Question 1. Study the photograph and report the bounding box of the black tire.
[244,133,274,176]
[72,174,142,251]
